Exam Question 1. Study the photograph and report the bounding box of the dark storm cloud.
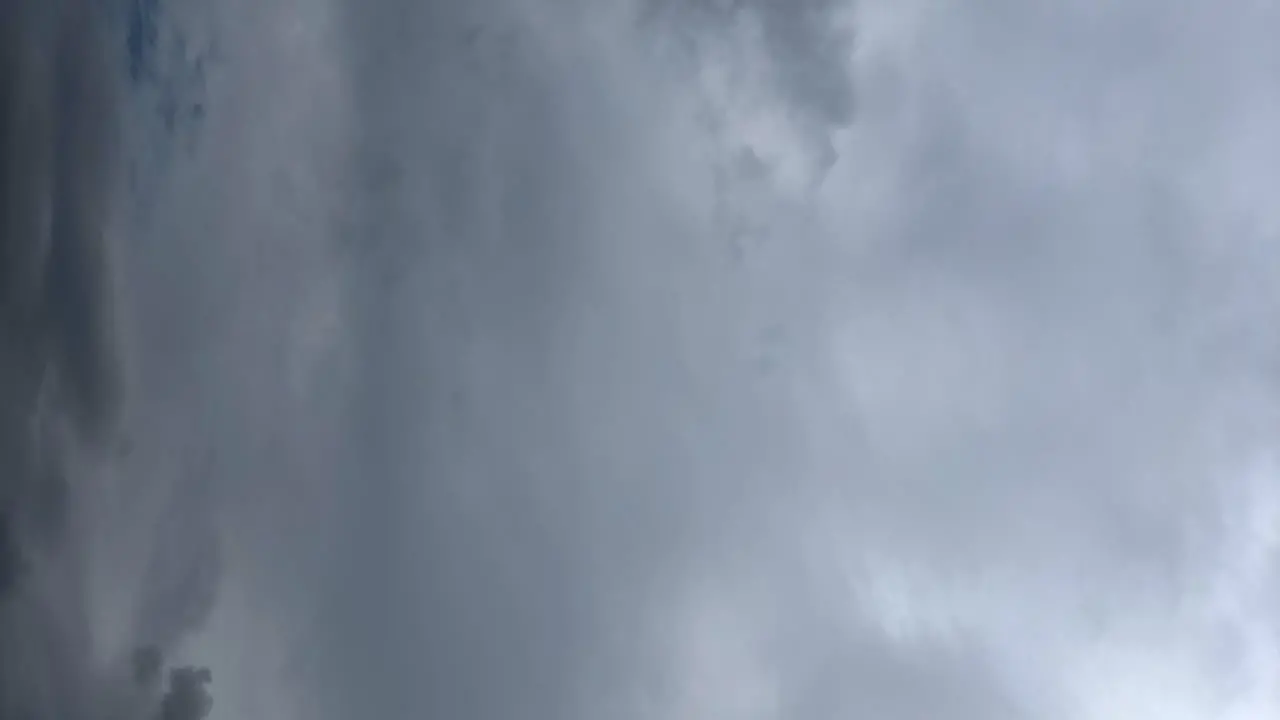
[0,0,221,718]
[157,665,214,720]
[0,0,123,568]
[0,0,119,717]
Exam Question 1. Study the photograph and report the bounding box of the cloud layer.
[7,1,1280,719]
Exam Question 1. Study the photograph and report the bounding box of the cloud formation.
[1,0,221,718]
[137,0,1280,718]
[8,1,1280,720]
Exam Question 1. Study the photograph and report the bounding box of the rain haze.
[3,0,1280,718]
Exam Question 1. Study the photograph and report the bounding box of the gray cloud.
[143,0,1280,717]
[0,1,114,717]
[1,0,222,718]
[8,1,1280,719]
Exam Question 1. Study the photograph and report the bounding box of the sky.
[4,0,1280,719]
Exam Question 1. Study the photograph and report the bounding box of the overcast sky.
[5,0,1280,719]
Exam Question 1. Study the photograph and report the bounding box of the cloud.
[131,459,223,655]
[634,0,854,195]
[0,1,223,718]
[7,0,1280,719]
[158,665,214,720]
